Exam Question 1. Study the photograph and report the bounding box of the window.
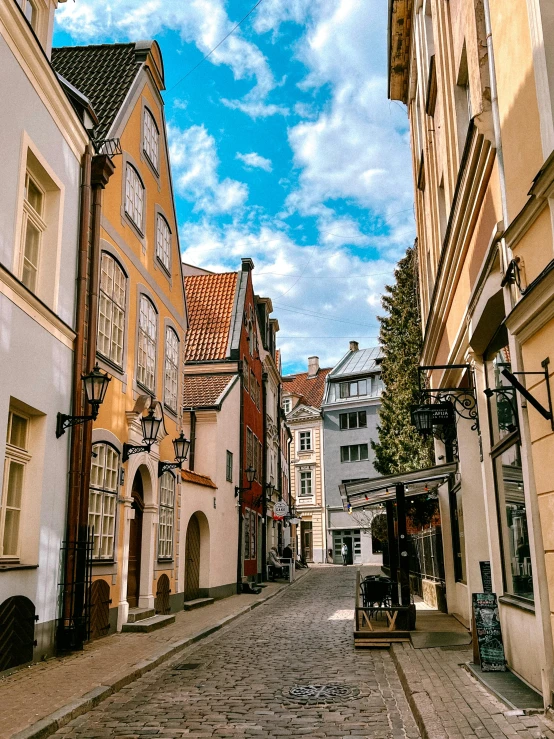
[244,508,251,561]
[23,0,38,31]
[299,471,313,499]
[137,296,157,392]
[125,165,144,231]
[156,215,171,272]
[339,411,367,430]
[158,472,175,560]
[340,444,369,463]
[21,171,45,293]
[283,398,291,414]
[164,327,179,412]
[339,380,367,399]
[143,108,159,171]
[98,253,126,367]
[226,451,233,482]
[88,444,118,560]
[1,411,30,559]
[250,509,256,560]
[298,431,312,451]
[242,357,249,389]
[246,427,254,471]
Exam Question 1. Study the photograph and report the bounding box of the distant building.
[322,342,383,565]
[283,357,331,564]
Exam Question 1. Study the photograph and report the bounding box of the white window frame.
[156,214,171,272]
[340,444,369,463]
[158,472,175,560]
[298,430,312,452]
[143,108,160,172]
[20,170,46,294]
[125,164,144,232]
[283,398,291,414]
[164,326,179,413]
[299,470,314,501]
[98,253,126,368]
[0,410,31,560]
[137,295,157,392]
[23,0,39,31]
[88,443,119,560]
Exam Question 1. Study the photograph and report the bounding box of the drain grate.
[285,684,360,704]
[172,663,201,671]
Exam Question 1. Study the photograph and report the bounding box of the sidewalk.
[0,573,309,739]
[392,642,554,739]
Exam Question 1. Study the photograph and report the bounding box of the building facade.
[53,40,188,635]
[283,357,331,564]
[322,343,384,565]
[388,0,554,702]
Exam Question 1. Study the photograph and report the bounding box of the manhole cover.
[173,663,201,671]
[285,684,360,704]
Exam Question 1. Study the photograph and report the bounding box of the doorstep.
[465,662,544,712]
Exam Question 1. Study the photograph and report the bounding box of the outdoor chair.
[360,578,392,618]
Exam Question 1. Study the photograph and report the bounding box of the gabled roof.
[184,272,239,362]
[181,469,217,489]
[51,43,141,140]
[183,374,236,408]
[329,346,383,379]
[284,367,332,409]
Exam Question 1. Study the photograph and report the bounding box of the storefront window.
[485,330,518,446]
[495,443,533,601]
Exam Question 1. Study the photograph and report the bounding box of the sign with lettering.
[274,501,289,517]
[479,561,493,593]
[431,402,455,425]
[472,593,506,672]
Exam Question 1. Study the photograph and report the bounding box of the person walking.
[341,542,348,566]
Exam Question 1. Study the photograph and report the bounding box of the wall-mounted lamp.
[158,431,191,477]
[123,408,162,462]
[235,466,256,498]
[56,363,111,438]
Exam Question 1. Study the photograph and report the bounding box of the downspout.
[236,362,245,592]
[484,0,554,704]
[261,371,268,579]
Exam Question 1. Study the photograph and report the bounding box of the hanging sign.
[431,402,455,425]
[472,592,506,672]
[274,500,289,517]
[479,561,493,593]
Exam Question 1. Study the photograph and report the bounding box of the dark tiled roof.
[51,44,140,140]
[184,273,238,362]
[183,374,235,408]
[285,368,332,409]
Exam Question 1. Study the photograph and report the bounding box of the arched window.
[156,214,171,272]
[164,326,179,413]
[143,108,159,171]
[158,472,175,559]
[125,164,144,230]
[137,295,157,391]
[89,444,119,560]
[98,253,126,367]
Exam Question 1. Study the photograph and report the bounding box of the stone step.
[127,607,155,623]
[183,597,214,611]
[122,614,175,633]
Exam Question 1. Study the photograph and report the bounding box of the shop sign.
[274,500,289,517]
[431,403,454,425]
[472,592,506,672]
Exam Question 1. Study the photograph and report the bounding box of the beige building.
[283,357,331,563]
[389,0,554,702]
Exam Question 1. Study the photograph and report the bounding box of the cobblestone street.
[53,568,419,739]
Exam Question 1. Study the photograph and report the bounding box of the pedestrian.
[341,542,348,566]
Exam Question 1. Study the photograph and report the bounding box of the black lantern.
[123,407,162,462]
[246,466,256,484]
[158,431,191,477]
[56,364,111,438]
[411,405,434,435]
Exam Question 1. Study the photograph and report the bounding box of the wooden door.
[184,515,201,601]
[128,473,144,609]
[0,596,36,671]
[89,579,111,640]
[155,574,171,614]
[301,521,313,562]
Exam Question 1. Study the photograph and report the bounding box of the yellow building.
[388,0,554,703]
[52,41,187,635]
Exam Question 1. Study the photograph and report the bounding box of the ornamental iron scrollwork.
[418,364,480,433]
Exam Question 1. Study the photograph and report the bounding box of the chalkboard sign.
[479,561,492,593]
[472,593,506,672]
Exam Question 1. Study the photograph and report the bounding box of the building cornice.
[388,0,414,103]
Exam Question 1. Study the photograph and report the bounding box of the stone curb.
[390,644,448,739]
[10,570,311,739]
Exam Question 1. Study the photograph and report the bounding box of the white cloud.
[221,97,289,118]
[168,125,248,214]
[236,152,273,172]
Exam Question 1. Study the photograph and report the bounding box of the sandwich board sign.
[472,592,506,671]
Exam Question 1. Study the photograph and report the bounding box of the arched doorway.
[0,596,36,670]
[89,580,111,640]
[184,515,201,601]
[128,471,144,608]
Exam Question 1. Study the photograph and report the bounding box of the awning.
[339,461,457,510]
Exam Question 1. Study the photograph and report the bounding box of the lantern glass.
[411,405,434,434]
[246,466,256,483]
[83,363,110,407]
[141,408,161,445]
[173,431,190,462]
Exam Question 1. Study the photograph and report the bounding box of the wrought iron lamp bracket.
[496,357,554,431]
[418,364,480,432]
[158,461,182,478]
[123,443,151,463]
[56,411,98,439]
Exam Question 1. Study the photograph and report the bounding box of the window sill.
[156,559,173,565]
[498,594,535,613]
[163,403,178,420]
[96,352,125,377]
[136,380,155,398]
[124,211,145,240]
[92,559,115,566]
[156,258,172,280]
[143,151,160,180]
[0,563,38,571]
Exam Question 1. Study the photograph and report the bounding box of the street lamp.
[158,431,191,477]
[123,408,162,462]
[410,405,434,435]
[56,363,111,438]
[235,466,256,497]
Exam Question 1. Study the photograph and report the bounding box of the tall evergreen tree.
[372,242,434,475]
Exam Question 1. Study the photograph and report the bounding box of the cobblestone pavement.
[53,567,420,739]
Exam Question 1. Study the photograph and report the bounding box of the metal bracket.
[418,364,479,432]
[122,443,151,463]
[499,358,554,430]
[56,412,95,439]
[158,461,181,478]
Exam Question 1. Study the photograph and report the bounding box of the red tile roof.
[183,374,235,408]
[284,368,332,409]
[181,469,217,489]
[184,272,238,361]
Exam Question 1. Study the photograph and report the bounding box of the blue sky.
[54,0,414,375]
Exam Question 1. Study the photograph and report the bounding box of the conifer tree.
[372,242,434,475]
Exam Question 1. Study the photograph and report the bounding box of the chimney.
[349,341,359,352]
[241,257,254,272]
[307,356,319,378]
